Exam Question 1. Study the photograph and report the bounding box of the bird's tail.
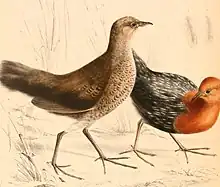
[0,60,59,97]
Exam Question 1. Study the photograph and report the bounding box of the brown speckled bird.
[0,16,153,180]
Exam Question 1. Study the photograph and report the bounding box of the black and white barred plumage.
[131,50,198,133]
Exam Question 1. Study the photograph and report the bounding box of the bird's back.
[131,50,198,133]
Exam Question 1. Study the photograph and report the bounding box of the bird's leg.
[48,131,84,181]
[119,119,143,154]
[169,133,189,163]
[119,119,155,166]
[169,133,216,164]
[82,127,137,174]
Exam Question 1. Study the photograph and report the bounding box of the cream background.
[0,0,220,186]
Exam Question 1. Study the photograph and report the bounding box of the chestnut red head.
[192,77,220,104]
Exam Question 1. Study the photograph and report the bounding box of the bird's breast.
[93,54,136,118]
[174,104,220,134]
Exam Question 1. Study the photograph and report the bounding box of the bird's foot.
[119,145,155,167]
[175,146,217,164]
[47,161,84,182]
[94,154,137,174]
[119,145,156,156]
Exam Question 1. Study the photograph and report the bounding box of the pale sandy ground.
[0,0,220,186]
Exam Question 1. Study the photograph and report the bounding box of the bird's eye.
[205,89,211,94]
[130,22,137,28]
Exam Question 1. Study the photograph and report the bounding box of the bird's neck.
[189,99,219,113]
[174,101,220,134]
[106,34,131,55]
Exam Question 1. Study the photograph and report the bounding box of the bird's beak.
[191,91,204,102]
[137,21,153,27]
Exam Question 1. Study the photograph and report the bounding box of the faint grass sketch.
[15,139,44,155]
[34,184,55,187]
[93,0,108,42]
[7,104,53,141]
[121,167,219,187]
[0,102,57,186]
[205,16,213,41]
[163,167,218,186]
[0,103,13,151]
[12,104,37,121]
[4,109,42,182]
[122,179,166,187]
[185,16,197,46]
[63,0,70,61]
[22,0,70,71]
[84,0,107,55]
[112,113,134,135]
[15,147,41,182]
[14,147,56,186]
[4,111,57,186]
[165,167,218,178]
[144,180,166,187]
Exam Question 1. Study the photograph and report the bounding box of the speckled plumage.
[131,49,198,133]
[120,50,216,166]
[0,16,153,180]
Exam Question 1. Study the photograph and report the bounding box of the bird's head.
[192,77,220,104]
[110,16,153,41]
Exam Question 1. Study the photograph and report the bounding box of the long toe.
[135,149,156,157]
[132,150,155,167]
[184,147,210,151]
[175,147,210,152]
[118,146,155,166]
[119,149,134,155]
[104,157,138,169]
[95,156,130,162]
[50,161,59,175]
[175,146,216,164]
[56,164,71,168]
[175,147,216,156]
[185,149,217,156]
[119,145,156,157]
[95,154,137,174]
[50,162,84,180]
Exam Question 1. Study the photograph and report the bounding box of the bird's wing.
[32,97,94,114]
[0,57,112,113]
[33,55,112,113]
[131,75,190,133]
